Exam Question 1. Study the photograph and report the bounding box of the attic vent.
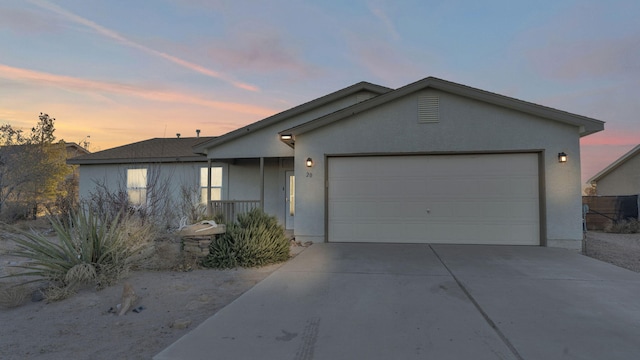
[356,93,373,103]
[418,95,439,123]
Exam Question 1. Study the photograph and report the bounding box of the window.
[200,166,222,204]
[127,168,147,206]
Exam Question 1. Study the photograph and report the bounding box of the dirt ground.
[583,231,640,272]
[1,230,638,360]
[0,230,307,360]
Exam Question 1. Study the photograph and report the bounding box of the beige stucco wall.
[226,158,293,225]
[79,158,295,227]
[596,155,640,195]
[79,162,216,224]
[292,89,584,249]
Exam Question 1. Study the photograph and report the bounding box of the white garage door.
[328,154,540,245]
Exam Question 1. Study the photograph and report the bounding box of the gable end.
[418,94,439,123]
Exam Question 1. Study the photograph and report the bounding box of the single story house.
[67,136,218,223]
[587,144,640,196]
[68,77,604,249]
[193,77,604,250]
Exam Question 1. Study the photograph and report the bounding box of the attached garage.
[277,77,604,249]
[328,153,540,245]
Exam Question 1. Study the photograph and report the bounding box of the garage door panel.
[328,154,540,245]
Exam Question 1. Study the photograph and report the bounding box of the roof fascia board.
[67,156,208,165]
[428,78,604,136]
[280,77,605,137]
[193,82,392,154]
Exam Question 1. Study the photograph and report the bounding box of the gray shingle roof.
[67,137,215,165]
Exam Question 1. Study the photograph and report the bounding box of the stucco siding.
[596,155,640,195]
[226,158,293,225]
[78,158,294,226]
[292,89,583,248]
[78,162,218,221]
[208,91,380,159]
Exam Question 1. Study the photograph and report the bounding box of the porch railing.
[210,200,261,223]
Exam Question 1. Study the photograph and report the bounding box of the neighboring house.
[193,77,604,250]
[69,77,604,249]
[65,142,91,158]
[587,144,640,195]
[67,136,217,217]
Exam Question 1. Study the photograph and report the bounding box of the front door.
[285,171,295,230]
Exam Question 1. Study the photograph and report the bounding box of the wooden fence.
[582,195,639,231]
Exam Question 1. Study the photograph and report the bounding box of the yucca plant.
[1,209,154,300]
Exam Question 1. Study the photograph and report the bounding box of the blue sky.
[1,0,639,185]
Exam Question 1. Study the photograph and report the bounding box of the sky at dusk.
[1,0,639,186]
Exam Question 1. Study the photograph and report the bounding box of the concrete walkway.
[155,243,640,360]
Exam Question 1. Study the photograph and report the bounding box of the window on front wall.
[200,166,222,204]
[127,168,147,206]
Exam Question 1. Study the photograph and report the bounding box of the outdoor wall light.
[280,134,293,140]
[306,158,314,167]
[558,152,568,163]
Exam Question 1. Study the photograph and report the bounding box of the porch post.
[207,159,212,217]
[260,157,264,210]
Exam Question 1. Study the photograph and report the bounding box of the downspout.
[207,159,212,217]
[260,157,265,210]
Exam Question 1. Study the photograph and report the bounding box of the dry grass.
[0,283,30,308]
[604,219,640,234]
[584,232,640,272]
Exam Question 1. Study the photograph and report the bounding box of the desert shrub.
[0,201,32,223]
[605,218,640,234]
[0,283,29,308]
[203,208,289,269]
[87,174,178,232]
[178,185,208,225]
[1,209,155,300]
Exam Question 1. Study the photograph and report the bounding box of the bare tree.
[0,113,71,220]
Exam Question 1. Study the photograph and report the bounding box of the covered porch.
[203,157,295,229]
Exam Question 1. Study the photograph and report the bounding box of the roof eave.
[280,76,605,137]
[194,81,393,154]
[67,156,208,165]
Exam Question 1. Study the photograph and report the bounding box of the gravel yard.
[583,231,640,272]
[1,230,638,359]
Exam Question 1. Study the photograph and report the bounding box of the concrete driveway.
[155,243,640,360]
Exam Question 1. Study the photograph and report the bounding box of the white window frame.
[200,166,222,204]
[127,168,147,206]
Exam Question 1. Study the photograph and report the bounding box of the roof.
[587,144,640,184]
[192,81,392,154]
[279,77,605,140]
[67,137,215,165]
[65,142,91,157]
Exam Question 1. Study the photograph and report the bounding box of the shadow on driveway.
[156,243,640,360]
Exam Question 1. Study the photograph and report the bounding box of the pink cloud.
[27,0,258,92]
[0,63,275,117]
[0,97,267,152]
[367,3,401,41]
[580,131,640,146]
[208,28,318,80]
